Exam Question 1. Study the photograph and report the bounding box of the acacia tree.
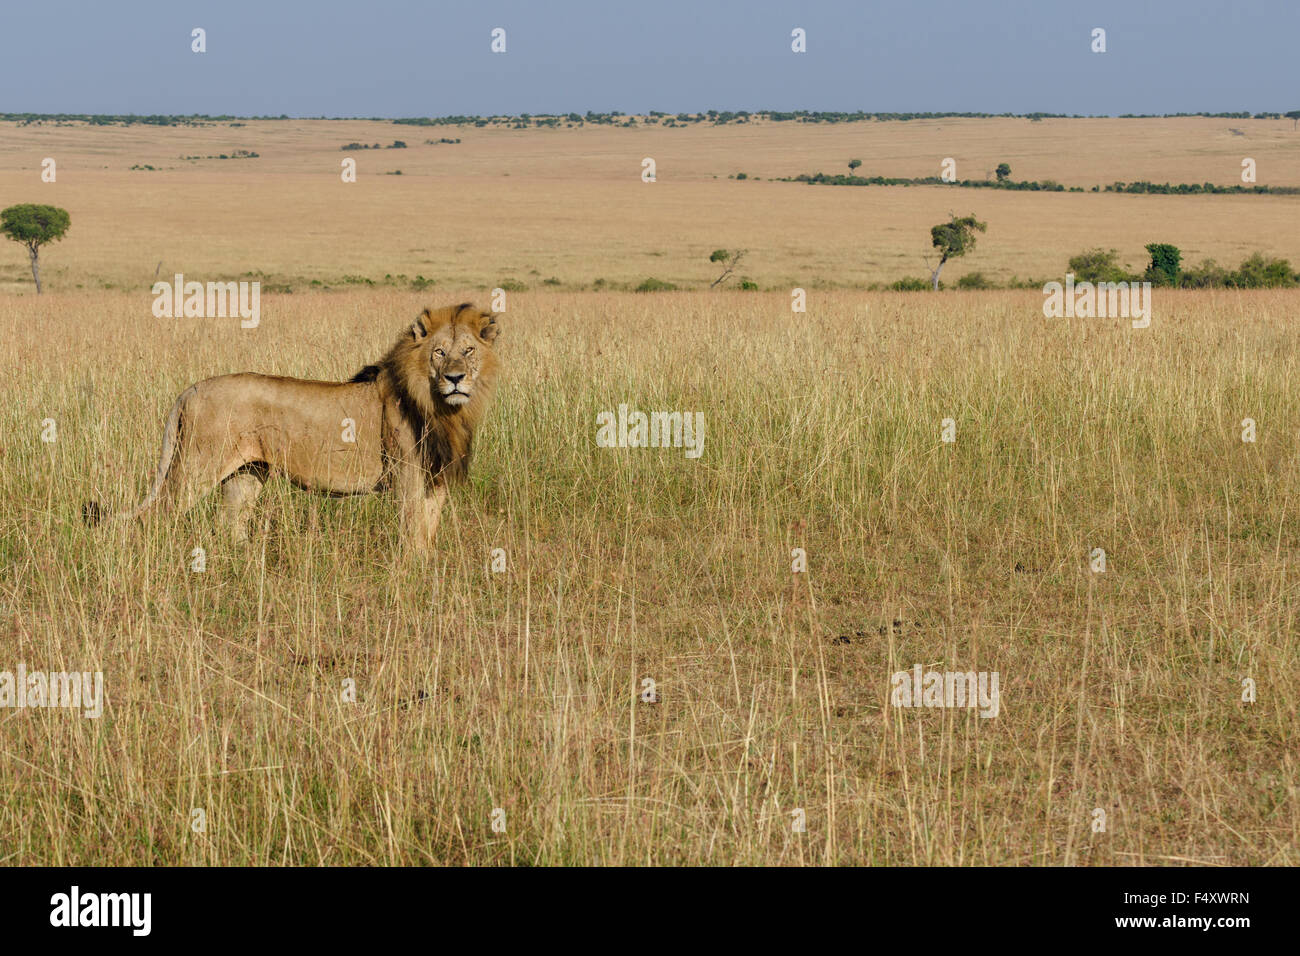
[1,204,70,293]
[927,213,986,290]
[709,248,746,288]
[995,162,1011,182]
[848,158,862,173]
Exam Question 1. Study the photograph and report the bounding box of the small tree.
[709,248,746,288]
[927,213,987,290]
[1,203,70,293]
[1143,243,1182,286]
[1287,110,1300,130]
[848,158,863,173]
[995,162,1011,182]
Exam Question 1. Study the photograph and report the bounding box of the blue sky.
[2,0,1295,117]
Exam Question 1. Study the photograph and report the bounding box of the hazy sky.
[2,0,1295,117]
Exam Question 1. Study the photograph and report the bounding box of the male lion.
[85,302,501,550]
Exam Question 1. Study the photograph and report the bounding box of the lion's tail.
[83,387,192,527]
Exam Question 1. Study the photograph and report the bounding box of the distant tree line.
[6,109,1295,127]
[392,109,1300,127]
[785,170,1300,196]
[180,149,259,159]
[1103,181,1300,195]
[0,113,290,126]
[785,172,1076,192]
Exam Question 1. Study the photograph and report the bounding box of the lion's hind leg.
[127,435,263,548]
[123,385,247,526]
[220,464,268,542]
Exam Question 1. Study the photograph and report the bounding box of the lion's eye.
[464,347,474,355]
[433,348,445,358]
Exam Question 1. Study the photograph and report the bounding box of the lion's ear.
[478,312,501,343]
[410,309,433,341]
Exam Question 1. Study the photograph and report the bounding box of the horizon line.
[3,109,1298,123]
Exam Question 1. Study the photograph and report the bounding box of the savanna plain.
[0,117,1296,864]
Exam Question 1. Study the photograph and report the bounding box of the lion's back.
[180,373,386,491]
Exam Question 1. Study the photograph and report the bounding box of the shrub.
[1179,259,1232,288]
[738,278,759,290]
[635,277,677,292]
[890,276,932,291]
[1067,248,1131,284]
[1230,252,1298,288]
[956,271,992,289]
[497,278,528,291]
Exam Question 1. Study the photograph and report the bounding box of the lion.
[84,302,502,550]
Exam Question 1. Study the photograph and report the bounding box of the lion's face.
[428,324,485,407]
[411,305,501,411]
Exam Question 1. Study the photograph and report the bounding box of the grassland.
[0,118,1297,865]
[2,288,1297,864]
[1,117,1298,292]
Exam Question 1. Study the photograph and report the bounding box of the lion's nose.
[445,373,465,385]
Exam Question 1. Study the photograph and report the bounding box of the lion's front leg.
[398,465,448,552]
[420,482,449,550]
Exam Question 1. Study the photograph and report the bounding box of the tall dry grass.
[0,288,1295,864]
